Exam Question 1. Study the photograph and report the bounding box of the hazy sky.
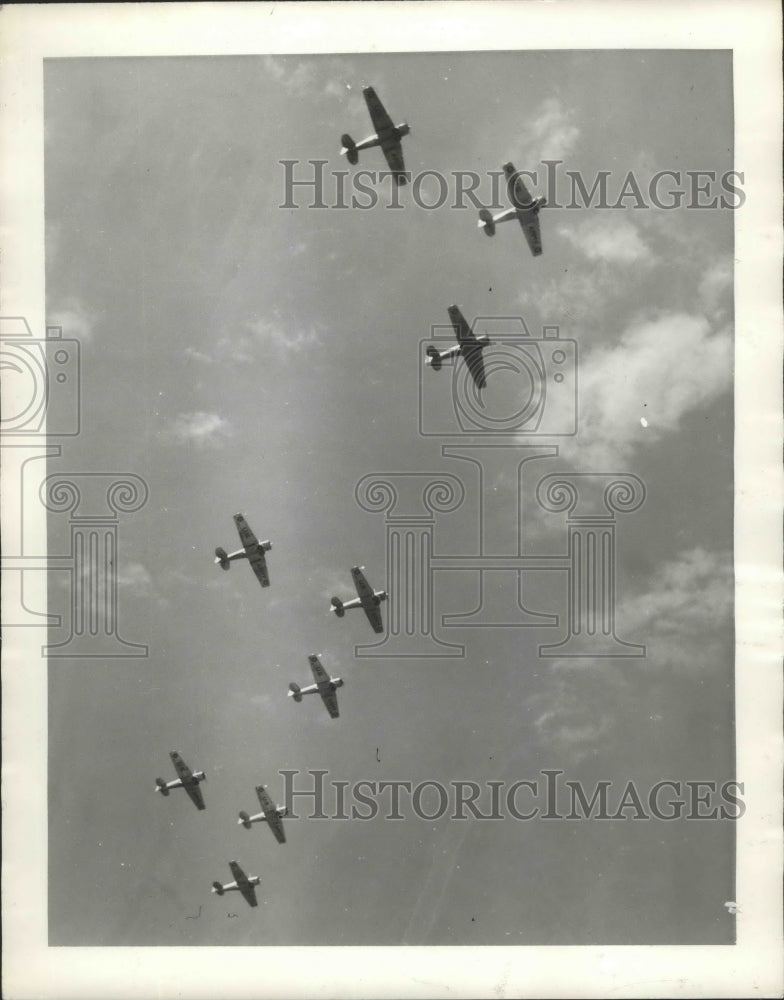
[44,50,735,946]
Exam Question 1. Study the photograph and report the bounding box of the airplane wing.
[506,165,535,209]
[351,566,374,600]
[320,689,340,719]
[170,751,192,781]
[255,785,286,843]
[381,142,406,184]
[185,782,206,811]
[308,654,330,687]
[248,549,270,588]
[229,862,258,907]
[363,604,384,635]
[234,514,258,552]
[520,215,543,257]
[449,307,487,389]
[363,86,393,134]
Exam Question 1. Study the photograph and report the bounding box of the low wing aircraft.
[238,784,288,844]
[155,751,206,810]
[340,86,410,185]
[331,565,387,634]
[477,162,546,256]
[214,513,272,588]
[288,654,343,719]
[211,860,260,908]
[425,305,491,390]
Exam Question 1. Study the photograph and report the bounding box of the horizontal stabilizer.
[155,778,170,796]
[478,208,496,236]
[238,810,252,829]
[331,596,345,618]
[340,133,359,165]
[288,682,303,703]
[214,547,230,570]
[211,881,224,896]
[426,346,442,371]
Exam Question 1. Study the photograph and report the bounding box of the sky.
[43,50,736,947]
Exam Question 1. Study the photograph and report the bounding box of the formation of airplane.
[154,88,553,917]
[238,785,288,844]
[288,654,343,719]
[331,566,387,634]
[340,86,410,185]
[211,861,261,908]
[155,751,206,811]
[215,513,272,588]
[426,304,491,390]
[477,161,546,257]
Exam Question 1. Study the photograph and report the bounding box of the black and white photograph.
[2,3,781,998]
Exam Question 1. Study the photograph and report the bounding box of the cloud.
[116,562,153,594]
[511,97,581,164]
[530,548,733,762]
[170,411,233,447]
[558,216,654,265]
[246,317,322,357]
[48,298,95,342]
[558,312,732,469]
[698,259,733,320]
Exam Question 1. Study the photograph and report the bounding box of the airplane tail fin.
[426,346,442,372]
[155,778,170,796]
[238,810,252,829]
[331,596,345,618]
[288,682,303,703]
[477,208,496,236]
[340,133,359,165]
[214,547,230,570]
[211,881,225,896]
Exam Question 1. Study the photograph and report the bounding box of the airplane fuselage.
[356,122,409,155]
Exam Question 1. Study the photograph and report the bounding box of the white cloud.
[511,97,580,164]
[698,259,733,320]
[247,317,322,357]
[116,562,153,594]
[48,298,95,342]
[531,548,733,761]
[558,216,654,265]
[171,411,233,447]
[559,312,732,469]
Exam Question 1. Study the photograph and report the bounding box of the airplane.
[477,162,546,256]
[211,861,260,908]
[340,86,410,185]
[214,513,272,588]
[425,305,491,390]
[288,654,343,719]
[238,784,288,844]
[331,566,387,635]
[155,751,206,811]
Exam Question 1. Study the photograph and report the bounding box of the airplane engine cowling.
[261,540,272,552]
[426,346,442,372]
[212,882,225,896]
[194,771,206,782]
